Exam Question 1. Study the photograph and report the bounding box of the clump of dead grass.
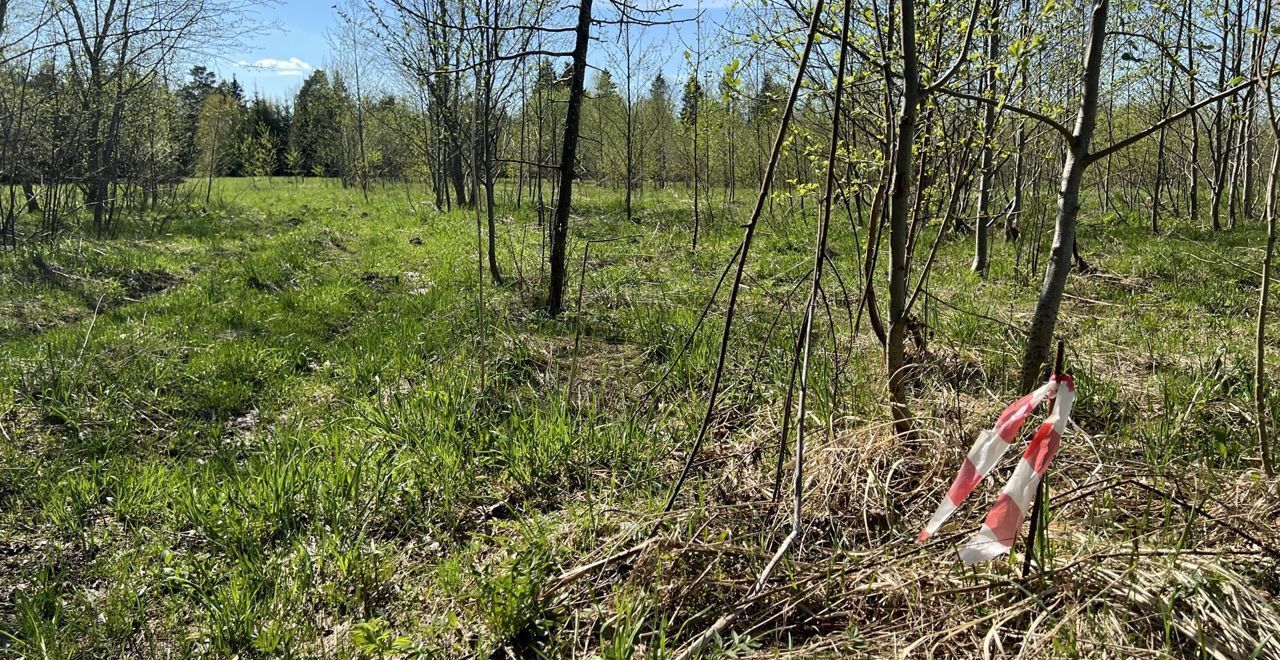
[545,381,1280,658]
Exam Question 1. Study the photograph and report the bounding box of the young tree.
[972,0,1001,275]
[939,0,1264,390]
[646,72,675,189]
[604,18,661,223]
[286,144,304,184]
[196,90,241,204]
[177,66,218,174]
[546,0,594,315]
[331,0,378,200]
[680,72,706,249]
[1254,3,1277,477]
[244,120,278,183]
[885,0,923,437]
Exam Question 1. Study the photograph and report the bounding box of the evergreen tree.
[195,90,242,202]
[245,95,291,175]
[647,72,674,187]
[679,74,703,127]
[292,70,340,176]
[176,66,218,174]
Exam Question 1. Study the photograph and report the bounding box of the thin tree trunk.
[887,0,921,437]
[1256,147,1277,477]
[1153,17,1180,235]
[973,0,1000,275]
[205,118,219,206]
[1211,0,1231,231]
[1153,124,1167,234]
[1187,0,1201,225]
[691,79,701,251]
[482,27,502,285]
[662,0,825,519]
[546,0,593,316]
[1008,0,1031,242]
[23,182,39,213]
[1019,0,1108,392]
[1256,9,1278,477]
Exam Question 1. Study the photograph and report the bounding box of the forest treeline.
[0,2,786,241]
[3,56,778,215]
[3,0,1280,466]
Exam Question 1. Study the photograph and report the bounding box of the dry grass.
[544,383,1280,658]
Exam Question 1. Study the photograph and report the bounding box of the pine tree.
[291,70,340,177]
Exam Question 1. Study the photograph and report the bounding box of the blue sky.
[211,1,334,101]
[213,0,735,102]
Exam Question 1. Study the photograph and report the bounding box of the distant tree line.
[0,0,268,242]
[181,67,424,192]
[1,42,790,247]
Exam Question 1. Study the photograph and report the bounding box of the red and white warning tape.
[917,374,1076,564]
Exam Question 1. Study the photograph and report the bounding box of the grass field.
[1,178,1277,657]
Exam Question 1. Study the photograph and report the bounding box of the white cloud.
[242,57,313,76]
[670,0,738,8]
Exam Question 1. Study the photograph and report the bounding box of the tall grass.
[0,178,1275,657]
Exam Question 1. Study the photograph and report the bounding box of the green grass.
[1,177,1277,657]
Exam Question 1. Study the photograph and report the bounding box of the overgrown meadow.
[1,178,1277,657]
